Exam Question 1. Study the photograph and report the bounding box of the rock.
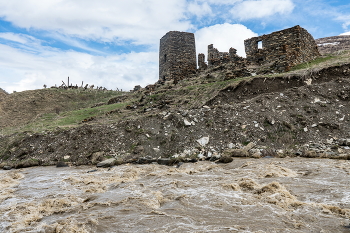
[340,139,350,146]
[218,155,233,163]
[96,158,116,168]
[243,142,256,151]
[3,165,12,170]
[56,161,69,167]
[295,151,303,156]
[137,157,157,164]
[87,169,98,173]
[184,119,192,126]
[91,152,104,164]
[224,149,249,157]
[157,158,172,166]
[197,136,210,147]
[303,150,318,158]
[115,158,124,166]
[153,148,160,153]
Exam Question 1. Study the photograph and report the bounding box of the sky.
[0,0,350,93]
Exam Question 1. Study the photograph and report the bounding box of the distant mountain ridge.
[316,35,350,55]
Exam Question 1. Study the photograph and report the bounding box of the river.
[1,158,350,232]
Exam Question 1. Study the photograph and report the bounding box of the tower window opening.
[258,41,263,49]
[164,54,167,62]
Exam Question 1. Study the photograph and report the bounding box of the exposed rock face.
[245,25,320,72]
[316,35,350,55]
[159,31,197,82]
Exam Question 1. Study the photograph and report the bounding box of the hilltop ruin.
[159,25,320,82]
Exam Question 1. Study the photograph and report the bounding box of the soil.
[0,61,350,168]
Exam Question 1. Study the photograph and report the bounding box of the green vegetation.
[8,102,129,134]
[290,55,335,71]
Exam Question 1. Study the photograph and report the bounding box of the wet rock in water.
[157,158,172,166]
[87,169,98,173]
[96,158,116,168]
[176,162,183,168]
[218,155,233,163]
[3,165,12,170]
[137,157,157,164]
[56,161,69,167]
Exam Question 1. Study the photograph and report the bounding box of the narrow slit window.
[258,41,263,49]
[164,54,167,62]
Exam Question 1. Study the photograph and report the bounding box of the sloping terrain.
[0,50,350,168]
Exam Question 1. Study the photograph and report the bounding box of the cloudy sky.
[0,0,350,93]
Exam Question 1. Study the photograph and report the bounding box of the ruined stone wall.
[245,25,320,72]
[316,35,350,55]
[207,44,245,68]
[198,53,207,70]
[159,31,196,82]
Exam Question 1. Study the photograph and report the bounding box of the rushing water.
[1,158,350,233]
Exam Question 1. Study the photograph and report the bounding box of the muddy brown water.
[1,158,350,233]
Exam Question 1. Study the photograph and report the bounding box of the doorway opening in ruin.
[258,41,263,49]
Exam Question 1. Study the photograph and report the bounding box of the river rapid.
[1,158,350,233]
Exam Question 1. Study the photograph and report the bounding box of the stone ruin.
[159,31,197,83]
[158,25,320,82]
[315,35,350,55]
[245,25,320,72]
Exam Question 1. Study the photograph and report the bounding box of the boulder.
[157,158,173,166]
[3,165,12,170]
[56,161,69,167]
[96,158,116,168]
[218,155,233,163]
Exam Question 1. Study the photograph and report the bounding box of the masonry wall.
[159,31,197,82]
[206,44,245,68]
[245,25,320,72]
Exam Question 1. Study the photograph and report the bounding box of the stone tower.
[159,31,196,82]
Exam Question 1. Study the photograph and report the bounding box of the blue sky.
[0,0,350,93]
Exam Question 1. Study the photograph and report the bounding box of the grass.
[7,102,130,134]
[290,55,336,71]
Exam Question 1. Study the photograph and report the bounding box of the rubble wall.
[245,25,320,72]
[207,44,245,68]
[159,31,197,82]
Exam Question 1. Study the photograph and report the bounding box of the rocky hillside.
[1,50,350,169]
[316,35,350,55]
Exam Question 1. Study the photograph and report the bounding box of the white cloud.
[340,32,350,36]
[0,0,191,45]
[188,2,213,18]
[196,0,243,5]
[230,0,295,20]
[0,32,37,44]
[195,23,258,58]
[0,43,158,93]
